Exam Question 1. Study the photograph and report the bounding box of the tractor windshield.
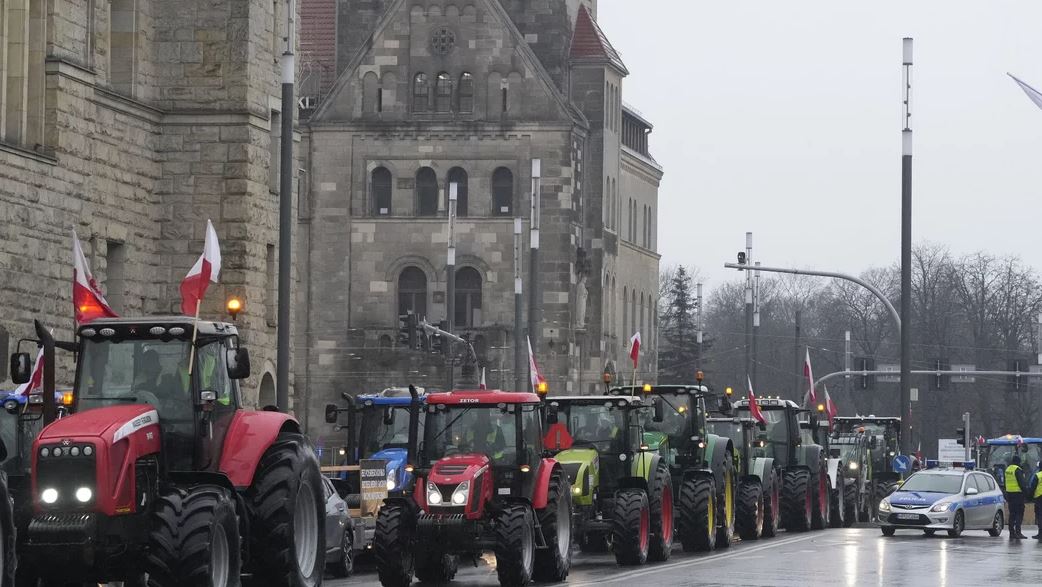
[78,338,192,411]
[707,421,742,445]
[359,406,422,458]
[985,444,1042,472]
[644,393,696,451]
[559,402,628,454]
[738,407,790,462]
[424,404,540,466]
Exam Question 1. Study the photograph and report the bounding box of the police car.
[877,461,1005,537]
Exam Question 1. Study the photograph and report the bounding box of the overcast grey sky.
[597,1,1042,287]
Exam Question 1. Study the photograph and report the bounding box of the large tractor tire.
[829,479,845,528]
[715,465,736,548]
[762,472,781,538]
[373,502,416,587]
[677,476,716,552]
[810,470,829,530]
[0,475,14,587]
[533,469,572,581]
[647,463,674,562]
[736,481,764,540]
[147,485,242,587]
[612,489,650,566]
[781,469,812,532]
[494,504,536,586]
[414,551,458,583]
[246,432,326,587]
[843,482,857,527]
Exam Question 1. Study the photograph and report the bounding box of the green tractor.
[732,398,829,532]
[543,394,674,565]
[829,428,874,525]
[610,384,737,551]
[706,415,782,539]
[834,416,902,505]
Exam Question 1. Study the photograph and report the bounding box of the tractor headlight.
[75,487,93,503]
[848,462,859,471]
[930,501,954,513]
[426,482,442,505]
[878,499,891,512]
[572,486,582,496]
[41,488,58,504]
[451,481,470,505]
[386,469,397,492]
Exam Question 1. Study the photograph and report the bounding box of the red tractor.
[10,318,326,586]
[374,390,572,587]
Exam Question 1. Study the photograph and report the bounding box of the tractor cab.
[734,398,803,468]
[834,416,901,475]
[979,436,1042,489]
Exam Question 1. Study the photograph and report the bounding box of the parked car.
[323,475,355,577]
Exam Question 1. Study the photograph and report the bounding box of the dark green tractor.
[706,416,782,539]
[829,429,873,525]
[834,416,902,506]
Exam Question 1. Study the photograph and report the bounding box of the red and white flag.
[180,220,222,316]
[747,376,766,425]
[479,368,487,390]
[1009,73,1042,111]
[823,384,838,428]
[803,347,817,405]
[527,336,545,391]
[73,231,117,324]
[13,347,45,397]
[629,332,642,369]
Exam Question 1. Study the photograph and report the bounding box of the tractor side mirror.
[226,348,251,379]
[717,396,733,416]
[10,353,30,385]
[653,398,664,423]
[546,405,559,425]
[325,404,340,424]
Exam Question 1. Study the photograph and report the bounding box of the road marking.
[567,534,819,586]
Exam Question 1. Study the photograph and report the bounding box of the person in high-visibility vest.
[1004,454,1029,539]
[1028,461,1042,540]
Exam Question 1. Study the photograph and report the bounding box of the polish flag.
[13,347,45,397]
[527,336,546,391]
[479,368,487,390]
[73,231,118,324]
[747,376,766,425]
[180,220,222,316]
[1009,73,1042,111]
[803,347,817,405]
[629,332,642,369]
[823,384,838,428]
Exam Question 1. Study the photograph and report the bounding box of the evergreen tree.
[657,266,706,383]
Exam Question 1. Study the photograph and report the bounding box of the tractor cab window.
[739,407,790,463]
[563,403,627,455]
[196,342,233,407]
[79,338,191,414]
[644,394,695,451]
[359,406,423,458]
[985,444,1042,475]
[425,404,537,466]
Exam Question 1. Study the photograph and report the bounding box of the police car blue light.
[878,466,1005,537]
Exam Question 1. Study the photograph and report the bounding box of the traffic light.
[430,320,450,354]
[1007,359,1024,392]
[956,427,966,445]
[398,314,412,348]
[856,357,875,390]
[930,358,950,391]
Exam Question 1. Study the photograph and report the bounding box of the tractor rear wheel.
[611,489,650,566]
[414,550,458,583]
[373,502,416,587]
[715,465,736,548]
[736,481,764,540]
[246,432,326,587]
[829,478,844,528]
[0,476,13,587]
[810,470,829,530]
[533,469,572,581]
[781,469,812,532]
[677,476,716,552]
[843,482,857,527]
[762,472,781,538]
[147,485,241,587]
[494,504,536,586]
[647,463,674,562]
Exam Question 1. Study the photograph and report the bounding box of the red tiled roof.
[569,4,627,74]
[300,0,337,94]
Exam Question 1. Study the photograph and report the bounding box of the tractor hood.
[38,404,158,443]
[428,454,491,485]
[370,447,411,489]
[642,431,669,451]
[555,448,598,501]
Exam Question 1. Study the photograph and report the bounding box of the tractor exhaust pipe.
[34,320,57,425]
[406,384,421,491]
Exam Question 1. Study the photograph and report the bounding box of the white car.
[877,464,1005,537]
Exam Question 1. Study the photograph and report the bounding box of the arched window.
[398,267,428,317]
[413,73,429,112]
[454,267,482,327]
[448,167,468,217]
[363,72,379,114]
[459,72,474,113]
[435,72,453,112]
[622,286,628,341]
[492,167,513,215]
[372,167,392,215]
[416,167,438,216]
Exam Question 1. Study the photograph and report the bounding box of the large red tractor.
[10,318,326,586]
[374,390,572,587]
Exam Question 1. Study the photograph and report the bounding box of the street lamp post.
[514,218,524,392]
[275,0,297,413]
[447,182,457,390]
[900,37,914,454]
[527,159,541,392]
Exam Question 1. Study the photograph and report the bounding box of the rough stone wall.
[499,0,573,91]
[336,0,389,78]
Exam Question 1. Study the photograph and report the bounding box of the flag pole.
[187,299,201,375]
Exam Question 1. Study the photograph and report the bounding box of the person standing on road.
[1004,454,1029,539]
[1028,461,1042,540]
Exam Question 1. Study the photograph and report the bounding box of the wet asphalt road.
[326,524,1042,586]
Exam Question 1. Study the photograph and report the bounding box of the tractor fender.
[705,434,734,488]
[826,458,842,491]
[749,457,776,489]
[218,410,302,488]
[631,451,663,482]
[799,445,824,476]
[531,458,562,510]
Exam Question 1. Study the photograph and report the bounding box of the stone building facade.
[298,0,663,437]
[0,0,297,406]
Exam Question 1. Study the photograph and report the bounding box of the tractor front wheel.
[762,472,781,538]
[246,432,326,587]
[533,468,572,581]
[811,471,829,530]
[678,476,716,552]
[736,481,764,540]
[829,479,845,528]
[843,482,857,527]
[647,463,674,562]
[612,489,650,566]
[782,469,812,532]
[147,485,242,587]
[715,465,736,548]
[494,504,536,586]
[373,502,416,587]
